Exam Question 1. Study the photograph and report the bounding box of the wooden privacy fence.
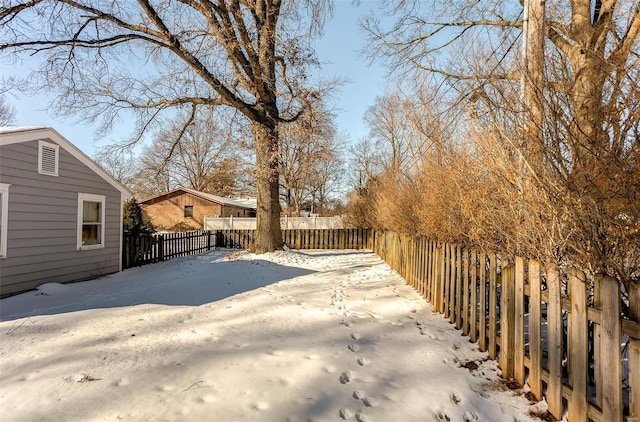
[371,230,640,422]
[122,230,218,269]
[121,227,638,421]
[283,228,371,250]
[123,228,373,269]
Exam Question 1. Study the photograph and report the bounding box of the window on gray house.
[77,193,105,250]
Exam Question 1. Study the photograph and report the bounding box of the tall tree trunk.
[253,119,283,253]
[522,0,545,166]
[569,3,607,189]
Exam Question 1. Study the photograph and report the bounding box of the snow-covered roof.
[0,126,47,134]
[141,187,257,209]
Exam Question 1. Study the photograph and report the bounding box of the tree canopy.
[1,0,332,252]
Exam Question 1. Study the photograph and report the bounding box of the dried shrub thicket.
[348,0,640,320]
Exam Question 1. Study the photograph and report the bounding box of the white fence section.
[204,215,345,230]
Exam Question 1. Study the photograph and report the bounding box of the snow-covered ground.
[0,250,548,421]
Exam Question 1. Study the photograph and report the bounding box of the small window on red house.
[184,205,194,218]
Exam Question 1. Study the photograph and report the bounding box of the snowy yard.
[0,250,548,421]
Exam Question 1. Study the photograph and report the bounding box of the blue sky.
[3,2,388,158]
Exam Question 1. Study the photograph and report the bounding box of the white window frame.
[0,183,9,258]
[38,140,59,176]
[77,193,106,250]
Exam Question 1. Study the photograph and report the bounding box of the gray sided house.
[0,127,131,297]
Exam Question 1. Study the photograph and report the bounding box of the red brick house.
[140,187,256,231]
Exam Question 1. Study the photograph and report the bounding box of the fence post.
[528,260,542,400]
[438,245,445,313]
[499,263,515,379]
[448,245,456,324]
[462,248,470,336]
[487,252,497,358]
[546,263,563,420]
[599,273,622,422]
[443,244,450,318]
[514,256,525,386]
[631,335,640,422]
[478,252,487,352]
[122,234,129,269]
[426,241,433,302]
[455,246,462,329]
[158,234,165,261]
[469,250,478,343]
[568,268,588,421]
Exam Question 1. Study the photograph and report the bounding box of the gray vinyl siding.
[0,138,122,296]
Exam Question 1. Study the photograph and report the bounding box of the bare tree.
[363,93,411,175]
[348,137,384,192]
[278,99,340,215]
[0,96,15,126]
[152,109,247,196]
[1,0,332,252]
[305,132,345,215]
[93,146,137,187]
[132,141,174,198]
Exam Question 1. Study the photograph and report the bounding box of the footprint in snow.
[362,397,377,408]
[434,410,451,421]
[357,357,370,366]
[463,411,479,421]
[339,407,352,420]
[353,391,378,408]
[355,410,368,422]
[416,323,438,339]
[350,333,362,340]
[450,392,461,405]
[348,344,360,353]
[339,370,354,384]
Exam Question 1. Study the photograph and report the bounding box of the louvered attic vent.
[38,141,59,176]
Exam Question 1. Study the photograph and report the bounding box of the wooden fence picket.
[470,250,478,343]
[568,268,588,421]
[600,274,623,421]
[499,263,515,378]
[455,246,462,329]
[443,244,451,318]
[449,245,456,324]
[479,252,488,352]
[462,248,470,336]
[514,257,525,386]
[488,252,497,359]
[546,263,563,420]
[630,337,640,422]
[528,260,542,400]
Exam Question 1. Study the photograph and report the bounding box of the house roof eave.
[0,126,133,200]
